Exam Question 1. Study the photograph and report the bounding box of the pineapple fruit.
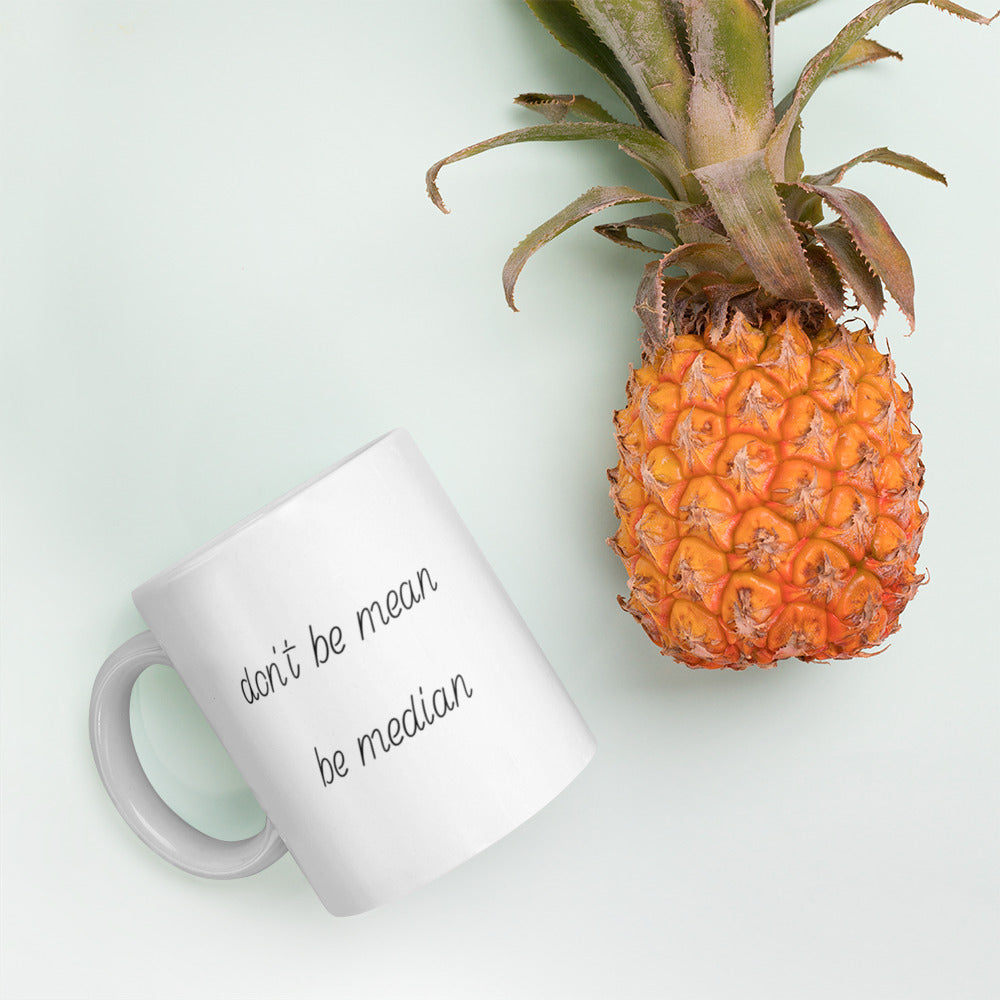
[427,0,995,669]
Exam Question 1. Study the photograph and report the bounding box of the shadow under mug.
[90,429,596,915]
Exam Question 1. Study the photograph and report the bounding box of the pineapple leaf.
[804,241,847,317]
[678,204,725,233]
[522,0,656,129]
[803,185,912,326]
[829,37,903,72]
[774,38,903,122]
[776,0,823,21]
[658,241,748,277]
[682,0,775,167]
[514,93,619,124]
[803,146,946,187]
[784,117,806,181]
[571,0,693,156]
[701,278,761,332]
[694,150,816,300]
[426,121,688,210]
[767,0,997,180]
[813,221,886,322]
[594,213,680,254]
[502,185,688,310]
[635,251,756,349]
[677,204,727,244]
[635,256,674,348]
[661,0,693,60]
[779,182,825,225]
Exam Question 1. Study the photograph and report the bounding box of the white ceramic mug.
[90,429,595,916]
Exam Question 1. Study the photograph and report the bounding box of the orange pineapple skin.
[608,309,927,669]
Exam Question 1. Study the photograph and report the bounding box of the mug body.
[132,430,595,915]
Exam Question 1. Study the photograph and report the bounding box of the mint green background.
[2,2,997,998]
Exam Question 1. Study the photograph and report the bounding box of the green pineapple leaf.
[829,36,903,72]
[767,0,997,180]
[804,241,847,317]
[779,181,824,226]
[803,146,946,186]
[523,0,657,129]
[682,0,775,167]
[426,121,688,211]
[572,0,693,156]
[776,0,823,21]
[594,214,680,254]
[802,184,913,326]
[694,151,816,300]
[634,248,756,349]
[774,37,904,121]
[676,203,727,245]
[813,220,886,322]
[634,256,675,347]
[514,93,619,124]
[657,241,748,277]
[502,185,688,309]
[783,117,806,181]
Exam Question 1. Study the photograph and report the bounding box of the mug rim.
[132,428,403,600]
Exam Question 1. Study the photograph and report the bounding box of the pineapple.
[427,0,995,669]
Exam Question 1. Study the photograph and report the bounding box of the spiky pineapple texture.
[610,308,926,667]
[428,0,995,667]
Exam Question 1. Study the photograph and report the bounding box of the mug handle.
[89,631,287,878]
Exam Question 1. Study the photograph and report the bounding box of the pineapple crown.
[427,0,996,347]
